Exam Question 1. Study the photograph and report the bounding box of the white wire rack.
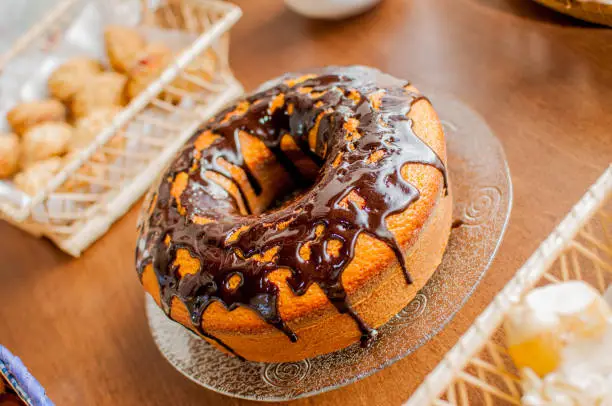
[0,0,244,256]
[406,164,612,406]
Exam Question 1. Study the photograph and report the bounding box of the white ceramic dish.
[285,0,382,20]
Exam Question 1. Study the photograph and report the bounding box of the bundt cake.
[136,66,452,362]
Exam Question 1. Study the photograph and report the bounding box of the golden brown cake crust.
[137,66,451,362]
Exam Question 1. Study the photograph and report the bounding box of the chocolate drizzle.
[136,66,447,358]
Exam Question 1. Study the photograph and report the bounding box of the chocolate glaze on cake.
[136,66,447,359]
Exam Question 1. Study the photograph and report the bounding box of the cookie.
[128,45,217,104]
[166,48,217,103]
[0,133,19,179]
[20,122,72,167]
[72,107,125,151]
[13,157,63,196]
[126,42,173,101]
[105,25,146,74]
[60,149,108,192]
[71,72,128,119]
[48,57,103,102]
[6,99,66,136]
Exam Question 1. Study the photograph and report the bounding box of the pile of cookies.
[0,25,215,197]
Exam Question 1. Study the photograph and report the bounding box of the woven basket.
[533,0,612,26]
[406,164,612,406]
[0,0,243,256]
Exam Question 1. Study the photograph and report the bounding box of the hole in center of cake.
[266,184,313,212]
[256,137,325,215]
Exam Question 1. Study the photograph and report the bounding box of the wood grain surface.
[1,0,611,405]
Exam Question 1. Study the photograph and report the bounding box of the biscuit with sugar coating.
[20,122,72,167]
[105,25,146,73]
[126,42,173,101]
[60,149,108,192]
[71,72,128,119]
[7,99,66,136]
[72,107,125,151]
[48,57,103,102]
[165,49,217,103]
[14,157,62,196]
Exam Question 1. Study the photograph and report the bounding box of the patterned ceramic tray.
[145,93,513,401]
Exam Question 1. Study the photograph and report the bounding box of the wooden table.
[1,0,611,404]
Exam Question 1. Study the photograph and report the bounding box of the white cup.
[285,0,382,20]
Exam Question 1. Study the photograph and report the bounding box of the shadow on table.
[468,0,603,27]
[0,221,71,274]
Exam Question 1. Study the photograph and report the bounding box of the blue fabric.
[0,345,53,406]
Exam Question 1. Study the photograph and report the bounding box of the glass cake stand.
[145,93,513,401]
